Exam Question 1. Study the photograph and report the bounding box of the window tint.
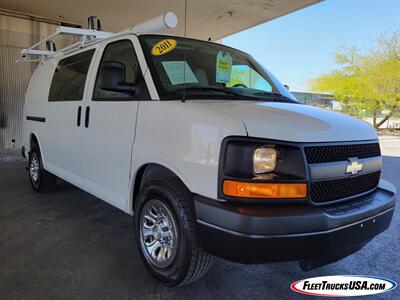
[48,49,95,101]
[93,40,144,100]
[226,65,272,92]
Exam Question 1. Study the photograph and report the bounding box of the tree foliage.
[309,31,400,128]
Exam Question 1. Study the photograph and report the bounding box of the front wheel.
[134,178,213,286]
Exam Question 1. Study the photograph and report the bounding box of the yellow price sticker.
[218,60,230,72]
[151,39,177,56]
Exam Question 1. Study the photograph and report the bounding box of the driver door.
[82,37,150,210]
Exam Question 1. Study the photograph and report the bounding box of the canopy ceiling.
[0,0,321,40]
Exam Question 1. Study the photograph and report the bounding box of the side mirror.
[99,61,136,93]
[284,84,290,91]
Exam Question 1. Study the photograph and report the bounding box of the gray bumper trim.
[198,207,394,239]
[194,179,396,236]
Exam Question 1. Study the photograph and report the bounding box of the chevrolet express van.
[22,31,396,286]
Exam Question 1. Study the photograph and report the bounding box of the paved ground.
[0,137,399,300]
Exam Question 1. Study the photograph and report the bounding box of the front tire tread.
[136,178,213,286]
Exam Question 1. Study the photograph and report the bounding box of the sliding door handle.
[77,106,82,127]
[85,106,90,128]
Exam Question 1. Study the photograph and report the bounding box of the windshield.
[139,35,298,103]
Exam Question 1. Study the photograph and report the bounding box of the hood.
[192,100,377,143]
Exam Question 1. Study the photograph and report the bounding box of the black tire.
[28,144,57,192]
[134,178,213,286]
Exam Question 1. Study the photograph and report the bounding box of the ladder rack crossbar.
[57,26,113,38]
[21,49,54,56]
[17,27,113,63]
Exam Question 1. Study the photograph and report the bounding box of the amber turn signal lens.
[223,180,307,199]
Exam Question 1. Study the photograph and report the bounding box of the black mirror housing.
[99,61,136,93]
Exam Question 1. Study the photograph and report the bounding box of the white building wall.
[0,13,75,149]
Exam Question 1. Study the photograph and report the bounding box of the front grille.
[310,171,381,204]
[304,143,381,164]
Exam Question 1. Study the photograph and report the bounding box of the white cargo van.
[21,14,396,286]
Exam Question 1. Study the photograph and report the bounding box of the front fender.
[131,101,247,203]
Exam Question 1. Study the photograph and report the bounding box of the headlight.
[253,147,277,174]
[220,138,307,201]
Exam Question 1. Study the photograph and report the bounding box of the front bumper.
[195,179,396,264]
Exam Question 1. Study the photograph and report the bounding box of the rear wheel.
[134,178,212,286]
[29,145,57,192]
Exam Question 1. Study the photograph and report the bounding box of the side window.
[48,49,95,101]
[93,40,146,100]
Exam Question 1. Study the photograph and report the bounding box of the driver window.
[93,40,143,100]
[227,65,272,92]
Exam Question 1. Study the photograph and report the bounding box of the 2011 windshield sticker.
[216,51,233,83]
[151,39,177,56]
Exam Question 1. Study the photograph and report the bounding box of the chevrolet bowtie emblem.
[346,158,363,175]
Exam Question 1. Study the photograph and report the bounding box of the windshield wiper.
[174,86,260,101]
[175,86,239,96]
[253,91,296,102]
[172,86,296,102]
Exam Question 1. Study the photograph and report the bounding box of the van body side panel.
[23,62,55,167]
[130,100,247,211]
[40,48,97,188]
[44,95,85,188]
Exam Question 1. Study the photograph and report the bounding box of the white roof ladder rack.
[17,16,113,63]
[17,12,177,63]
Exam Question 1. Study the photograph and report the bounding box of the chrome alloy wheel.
[139,199,178,268]
[30,153,40,182]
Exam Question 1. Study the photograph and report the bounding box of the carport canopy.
[0,0,321,40]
